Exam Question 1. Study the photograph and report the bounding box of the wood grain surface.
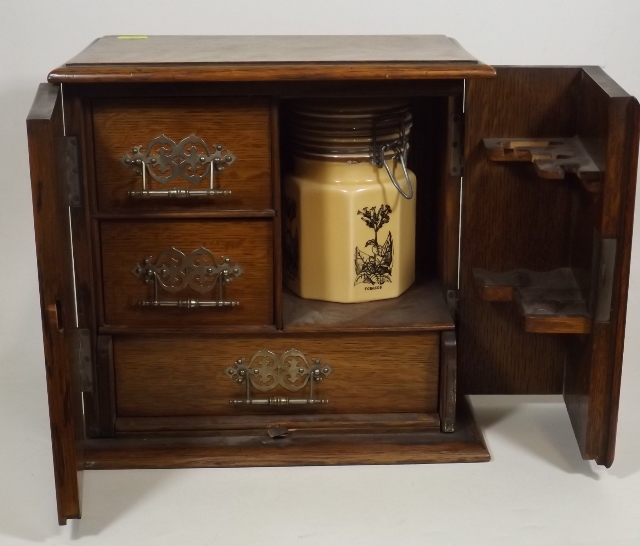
[437,95,464,291]
[67,35,479,64]
[113,332,440,417]
[48,35,496,84]
[116,412,441,434]
[439,331,457,432]
[86,397,489,468]
[483,136,604,190]
[51,63,497,84]
[473,268,592,334]
[604,75,640,467]
[61,86,109,438]
[92,97,272,212]
[100,219,274,326]
[76,79,468,100]
[460,67,582,395]
[282,281,454,332]
[462,66,640,466]
[564,67,640,465]
[27,84,84,524]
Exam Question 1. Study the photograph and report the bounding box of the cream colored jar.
[283,156,417,303]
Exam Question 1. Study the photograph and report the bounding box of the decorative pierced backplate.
[226,349,333,406]
[131,245,244,308]
[120,135,236,198]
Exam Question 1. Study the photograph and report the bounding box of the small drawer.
[100,219,274,326]
[92,97,272,212]
[113,333,440,418]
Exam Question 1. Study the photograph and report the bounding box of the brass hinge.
[446,289,459,314]
[449,111,463,177]
[62,136,81,207]
[74,329,93,392]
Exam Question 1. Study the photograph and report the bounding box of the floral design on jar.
[354,204,394,287]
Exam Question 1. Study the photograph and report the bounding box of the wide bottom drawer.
[113,333,440,419]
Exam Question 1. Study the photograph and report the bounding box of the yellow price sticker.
[117,35,148,40]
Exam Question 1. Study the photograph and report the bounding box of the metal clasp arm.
[372,114,415,200]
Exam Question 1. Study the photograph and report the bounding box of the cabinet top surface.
[49,35,495,83]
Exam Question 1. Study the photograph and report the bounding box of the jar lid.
[289,99,412,161]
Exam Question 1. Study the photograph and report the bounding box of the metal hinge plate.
[62,136,81,207]
[594,238,618,323]
[74,329,93,392]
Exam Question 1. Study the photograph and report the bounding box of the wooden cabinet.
[27,35,639,525]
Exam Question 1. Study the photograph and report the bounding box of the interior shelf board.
[473,268,592,334]
[483,136,604,192]
[282,280,454,333]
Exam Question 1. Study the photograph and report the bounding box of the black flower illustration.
[355,205,393,286]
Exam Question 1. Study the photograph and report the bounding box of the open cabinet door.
[27,84,84,523]
[460,67,639,466]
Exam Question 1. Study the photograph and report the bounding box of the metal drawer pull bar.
[120,134,236,199]
[226,349,333,406]
[137,298,238,309]
[131,245,243,308]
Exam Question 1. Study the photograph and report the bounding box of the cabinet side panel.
[460,67,581,394]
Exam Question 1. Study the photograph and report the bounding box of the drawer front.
[101,220,273,326]
[114,333,440,417]
[92,97,272,212]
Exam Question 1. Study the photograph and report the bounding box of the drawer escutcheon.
[120,134,236,199]
[226,349,333,406]
[131,245,243,308]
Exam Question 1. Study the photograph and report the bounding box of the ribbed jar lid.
[289,99,412,161]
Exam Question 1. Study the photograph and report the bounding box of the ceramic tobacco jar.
[283,100,417,303]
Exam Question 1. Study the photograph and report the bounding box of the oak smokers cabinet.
[26,36,639,524]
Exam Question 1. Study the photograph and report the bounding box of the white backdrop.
[1,1,640,544]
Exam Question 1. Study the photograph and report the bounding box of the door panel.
[565,68,640,465]
[27,84,84,523]
[460,67,581,395]
[461,67,639,465]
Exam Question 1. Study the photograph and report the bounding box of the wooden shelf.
[483,136,604,192]
[473,268,592,334]
[283,280,454,333]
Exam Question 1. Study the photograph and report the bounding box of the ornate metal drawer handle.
[226,349,333,406]
[131,245,243,308]
[120,134,236,199]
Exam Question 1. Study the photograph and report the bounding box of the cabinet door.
[27,84,84,523]
[461,67,639,466]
